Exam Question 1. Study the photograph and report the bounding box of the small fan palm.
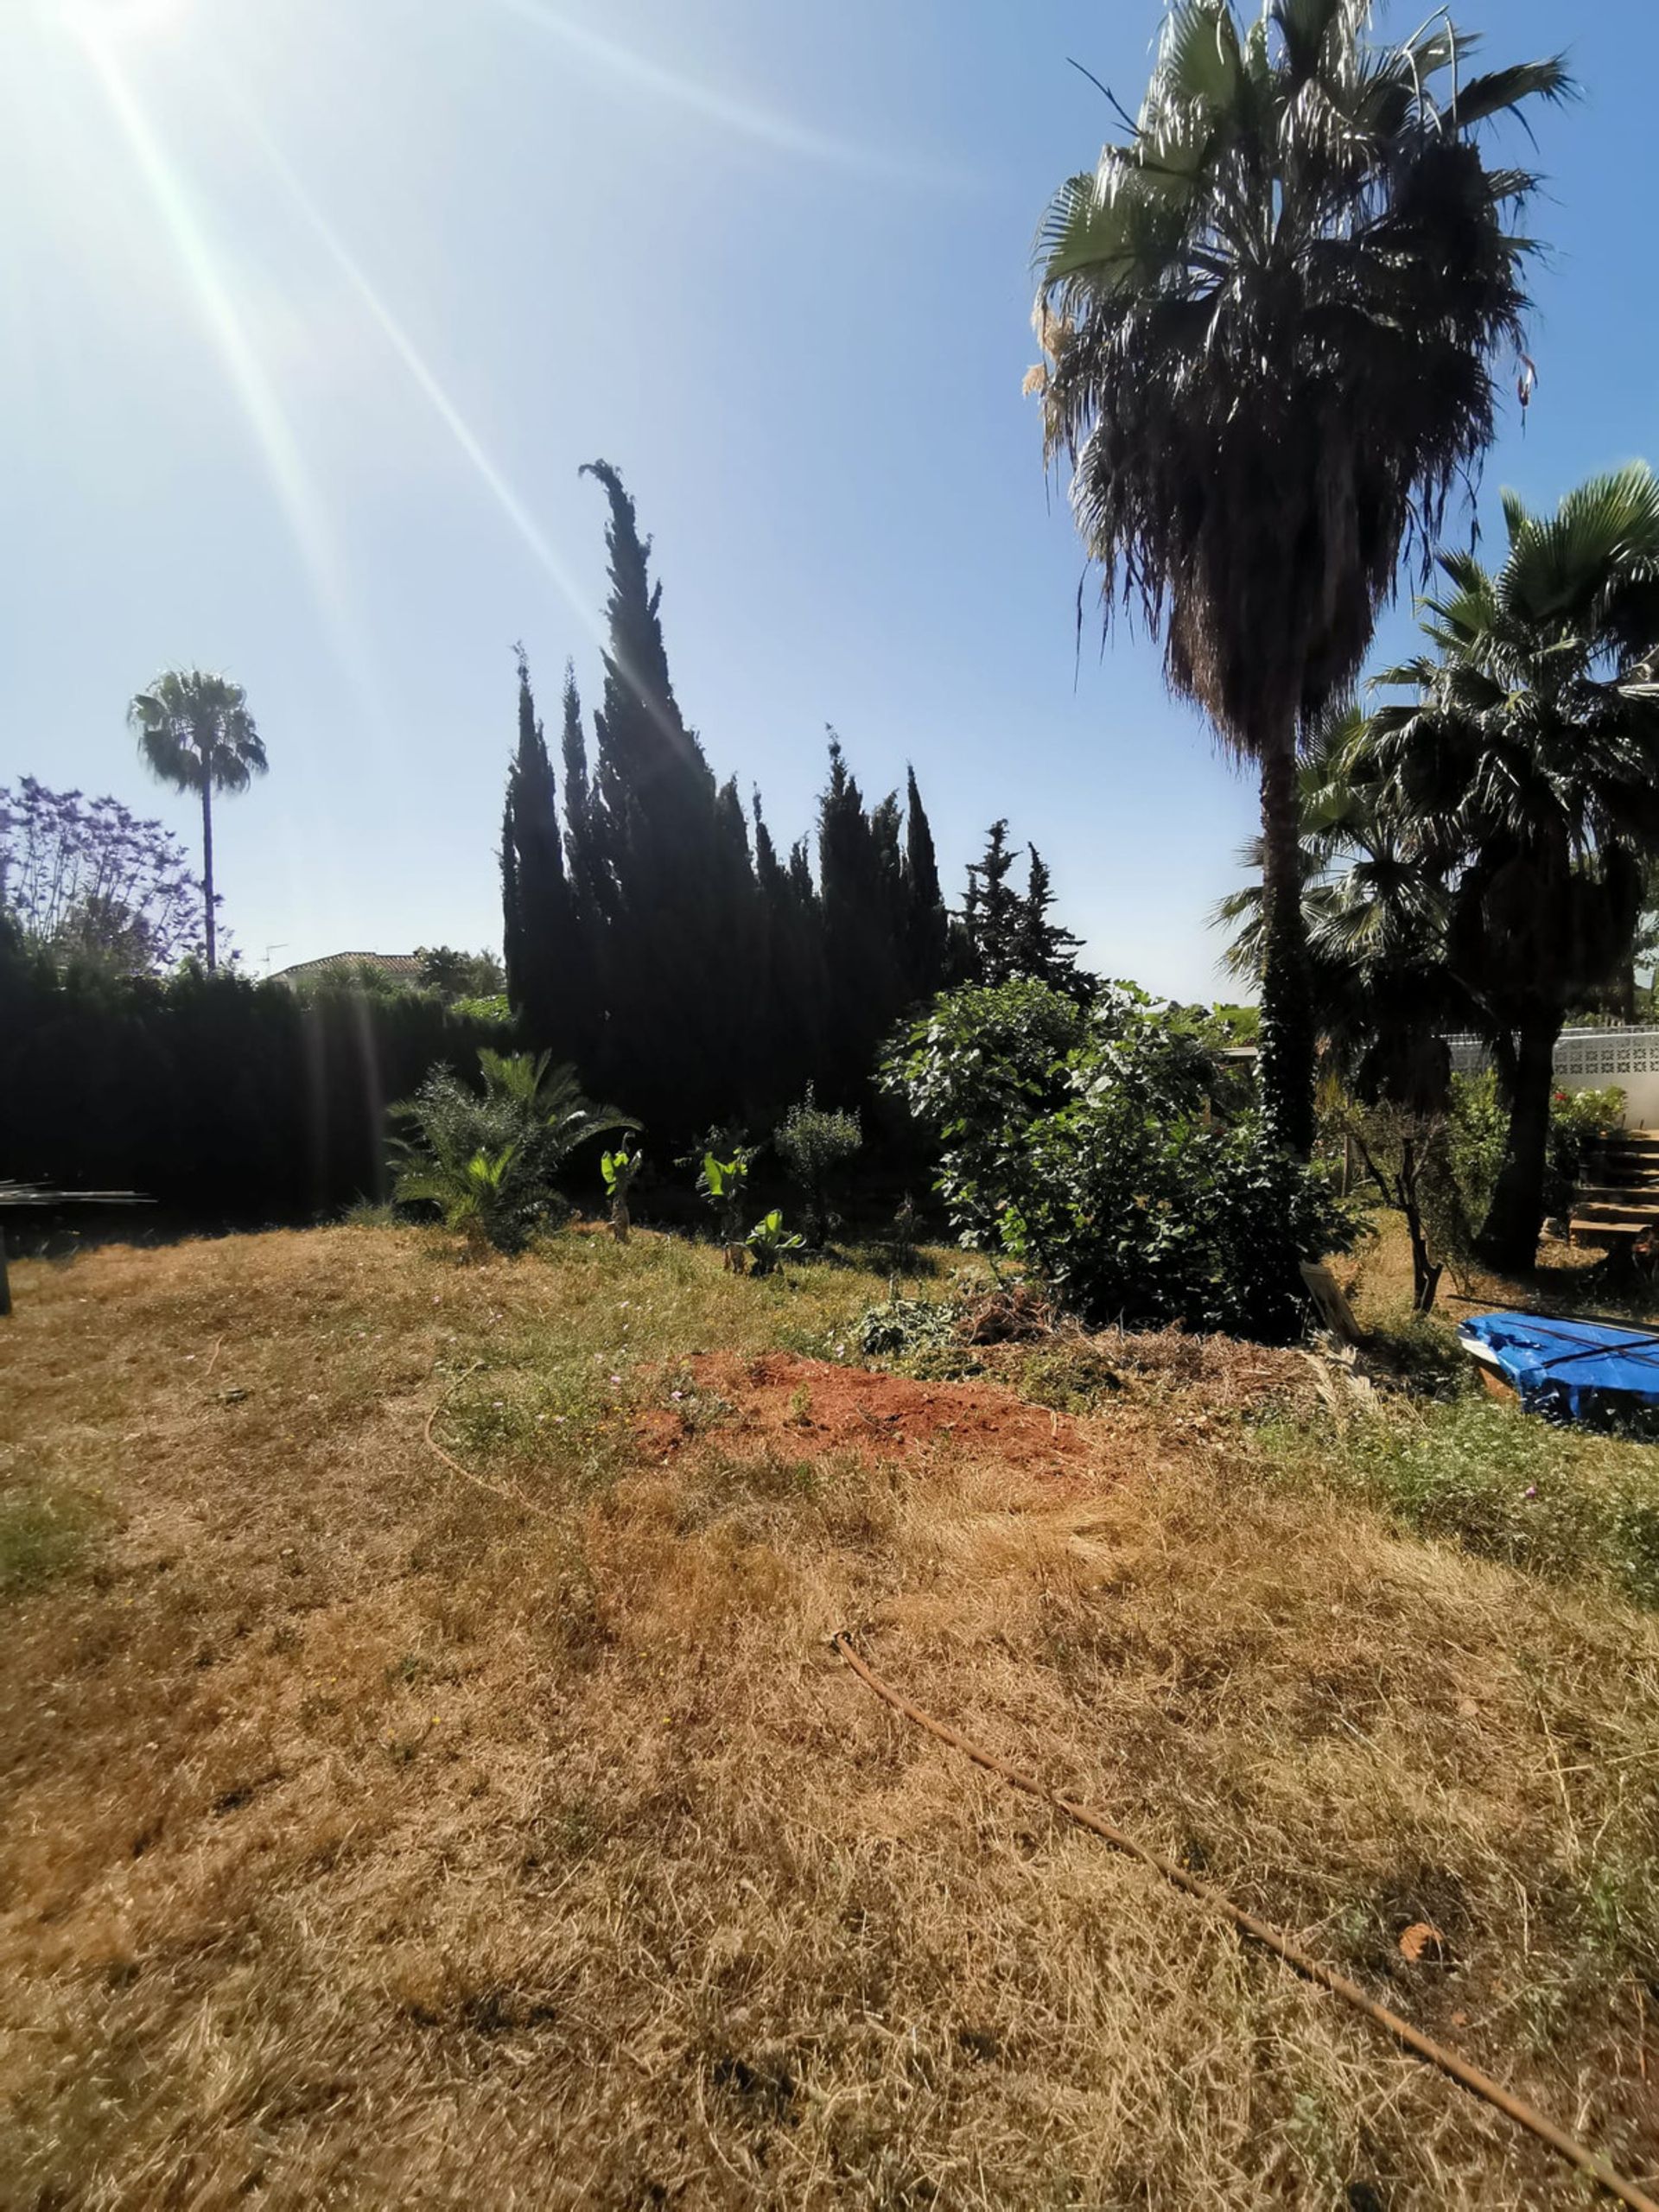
[395,1141,521,1258]
[1031,0,1567,1152]
[392,1049,639,1254]
[129,668,267,970]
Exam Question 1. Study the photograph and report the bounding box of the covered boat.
[1457,1311,1659,1430]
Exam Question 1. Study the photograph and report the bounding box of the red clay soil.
[636,1351,1102,1482]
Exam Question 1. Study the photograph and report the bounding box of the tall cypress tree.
[501,647,583,1057]
[710,775,763,1109]
[901,765,952,997]
[753,795,823,1100]
[579,460,729,1129]
[559,661,603,915]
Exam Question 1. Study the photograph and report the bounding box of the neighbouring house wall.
[1446,1030,1659,1128]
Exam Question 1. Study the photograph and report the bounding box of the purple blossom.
[0,776,214,973]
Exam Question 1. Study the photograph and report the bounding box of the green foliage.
[394,1141,521,1255]
[881,979,1090,1255]
[885,980,1355,1343]
[963,823,1087,995]
[695,1149,753,1243]
[1547,1084,1625,1219]
[1262,1395,1659,1609]
[1033,3,1564,1166]
[855,1294,964,1363]
[1448,1073,1624,1232]
[1446,1072,1509,1233]
[416,946,505,1003]
[773,1084,861,1245]
[601,1143,644,1242]
[130,666,267,973]
[392,1050,635,1253]
[745,1209,804,1276]
[600,1146,642,1199]
[502,470,960,1141]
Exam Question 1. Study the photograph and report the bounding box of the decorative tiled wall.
[1441,1031,1659,1127]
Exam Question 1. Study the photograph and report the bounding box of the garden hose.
[831,1633,1659,2212]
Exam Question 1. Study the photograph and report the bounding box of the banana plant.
[696,1150,753,1256]
[601,1146,643,1244]
[745,1208,804,1278]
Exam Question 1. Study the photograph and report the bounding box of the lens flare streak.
[233,105,605,648]
[67,19,384,713]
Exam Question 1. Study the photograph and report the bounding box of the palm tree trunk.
[1255,737,1316,1156]
[200,783,216,972]
[1477,1014,1561,1273]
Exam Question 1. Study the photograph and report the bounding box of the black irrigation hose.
[832,1633,1659,2212]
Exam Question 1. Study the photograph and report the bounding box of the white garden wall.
[1445,1029,1659,1129]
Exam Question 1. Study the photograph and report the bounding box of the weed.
[0,1483,97,1599]
[1256,1393,1659,1605]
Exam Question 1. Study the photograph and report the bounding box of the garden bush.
[883,980,1355,1343]
[773,1084,861,1246]
[1448,1071,1624,1230]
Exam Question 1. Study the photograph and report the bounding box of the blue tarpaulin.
[1458,1311,1659,1428]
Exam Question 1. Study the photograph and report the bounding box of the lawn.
[3,1222,1659,2208]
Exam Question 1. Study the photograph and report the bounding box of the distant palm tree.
[129,669,267,971]
[1030,0,1567,1153]
[1359,465,1659,1268]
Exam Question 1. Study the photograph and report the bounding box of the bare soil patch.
[638,1350,1104,1484]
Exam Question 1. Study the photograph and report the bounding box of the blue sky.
[3,0,1654,995]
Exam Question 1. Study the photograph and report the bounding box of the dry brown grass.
[3,1223,1659,2208]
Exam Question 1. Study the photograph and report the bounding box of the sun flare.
[60,0,194,41]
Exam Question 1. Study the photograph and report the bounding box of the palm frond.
[1452,58,1573,128]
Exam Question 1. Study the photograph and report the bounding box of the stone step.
[1573,1186,1659,1207]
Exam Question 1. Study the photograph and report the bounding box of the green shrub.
[1547,1084,1624,1217]
[1448,1071,1624,1230]
[855,1294,964,1362]
[883,980,1356,1343]
[745,1209,804,1276]
[773,1085,861,1247]
[693,1147,755,1246]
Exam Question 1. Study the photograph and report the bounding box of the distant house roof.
[270,951,423,985]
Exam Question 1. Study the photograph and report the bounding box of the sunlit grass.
[5,1220,1659,2206]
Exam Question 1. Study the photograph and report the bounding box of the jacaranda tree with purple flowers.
[0,777,209,975]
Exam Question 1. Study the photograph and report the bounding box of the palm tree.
[1215,707,1470,1110]
[129,669,267,970]
[1030,0,1566,1153]
[1357,465,1659,1268]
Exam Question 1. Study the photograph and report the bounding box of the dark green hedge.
[0,943,512,1221]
